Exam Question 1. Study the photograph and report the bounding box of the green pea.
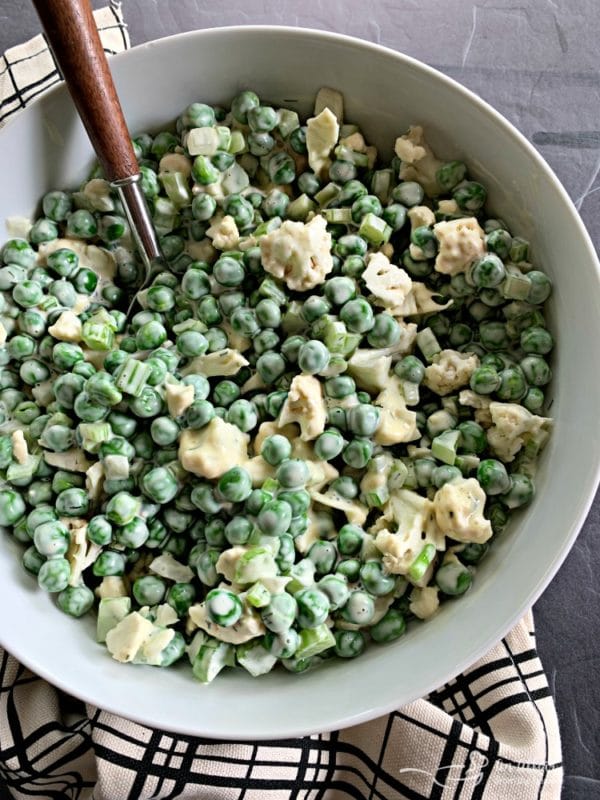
[166,583,196,617]
[22,545,46,576]
[133,575,167,605]
[436,160,467,191]
[191,483,222,514]
[453,180,487,212]
[469,365,501,395]
[276,459,309,489]
[113,518,149,549]
[43,191,72,222]
[0,489,26,526]
[57,584,94,617]
[334,629,366,658]
[457,420,487,454]
[258,499,293,536]
[523,387,545,414]
[485,228,512,260]
[298,340,330,374]
[436,562,472,595]
[527,271,552,304]
[230,306,260,337]
[460,542,489,564]
[141,466,179,504]
[477,459,511,495]
[325,376,355,399]
[336,558,361,582]
[339,297,374,333]
[360,560,396,596]
[471,254,506,288]
[520,356,551,387]
[307,540,337,575]
[340,590,375,625]
[432,465,462,487]
[263,629,300,659]
[87,515,113,546]
[226,399,258,432]
[314,428,345,460]
[224,516,253,546]
[296,587,330,629]
[185,399,215,429]
[502,473,534,509]
[351,194,382,224]
[38,557,71,592]
[206,588,243,626]
[66,209,97,238]
[347,404,380,437]
[256,351,286,384]
[55,488,89,517]
[261,592,297,633]
[411,226,437,259]
[217,466,253,503]
[342,438,373,469]
[2,238,36,268]
[497,366,528,401]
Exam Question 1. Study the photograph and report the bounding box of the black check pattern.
[0,2,129,127]
[0,614,563,800]
[0,13,562,799]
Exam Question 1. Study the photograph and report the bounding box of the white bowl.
[1,26,599,740]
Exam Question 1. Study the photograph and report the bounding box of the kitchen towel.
[0,8,562,799]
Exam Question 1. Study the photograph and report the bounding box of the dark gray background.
[1,1,598,796]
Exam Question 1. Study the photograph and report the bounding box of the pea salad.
[0,88,553,681]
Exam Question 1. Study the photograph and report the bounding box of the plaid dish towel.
[0,10,563,800]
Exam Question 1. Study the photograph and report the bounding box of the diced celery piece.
[97,596,131,643]
[408,543,436,582]
[286,194,316,222]
[322,317,361,356]
[314,182,341,207]
[246,582,271,608]
[371,169,394,203]
[160,172,191,206]
[228,130,246,155]
[322,207,352,224]
[364,485,390,509]
[281,300,307,334]
[259,278,287,305]
[153,196,178,235]
[216,126,232,151]
[82,312,116,351]
[431,429,461,465]
[6,454,39,484]
[395,458,416,489]
[253,217,282,238]
[187,127,220,156]
[295,624,336,659]
[222,162,250,194]
[358,213,392,246]
[509,236,529,262]
[278,108,300,138]
[234,547,278,585]
[502,267,531,301]
[454,454,480,475]
[191,639,234,684]
[236,639,278,676]
[78,421,112,453]
[401,380,420,406]
[416,327,441,362]
[114,358,152,397]
[285,559,316,594]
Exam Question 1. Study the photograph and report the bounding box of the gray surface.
[1,0,599,795]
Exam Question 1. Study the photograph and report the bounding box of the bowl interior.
[0,26,599,739]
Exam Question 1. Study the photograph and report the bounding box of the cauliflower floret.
[44,448,92,473]
[434,477,492,544]
[85,460,104,504]
[389,282,453,317]
[244,455,276,485]
[188,601,265,645]
[180,348,249,377]
[48,310,82,342]
[373,375,420,445]
[486,402,552,463]
[215,547,248,583]
[395,126,443,196]
[11,430,28,464]
[260,214,333,292]
[363,252,413,309]
[311,490,368,526]
[179,417,249,479]
[64,517,102,587]
[81,179,114,212]
[433,217,485,275]
[105,612,155,663]
[150,553,194,583]
[458,390,493,427]
[409,586,440,619]
[278,375,327,441]
[206,214,239,250]
[185,237,216,264]
[424,349,479,396]
[159,152,193,177]
[347,349,392,393]
[306,107,340,178]
[408,205,436,231]
[165,382,195,418]
[437,199,460,216]
[39,238,116,281]
[372,489,445,575]
[95,576,128,600]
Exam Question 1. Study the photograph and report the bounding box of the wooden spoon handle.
[32,0,138,182]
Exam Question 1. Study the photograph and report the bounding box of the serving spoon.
[31,0,165,316]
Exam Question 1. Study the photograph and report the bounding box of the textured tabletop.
[1,0,599,796]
